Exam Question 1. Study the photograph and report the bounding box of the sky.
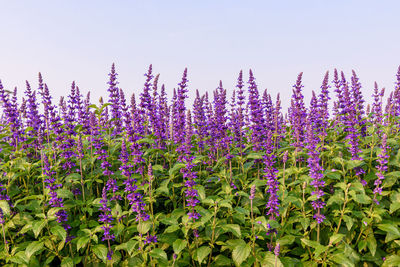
[0,0,399,111]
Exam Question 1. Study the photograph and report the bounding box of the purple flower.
[306,119,326,224]
[0,82,24,146]
[43,155,70,230]
[0,208,4,225]
[98,187,115,261]
[274,243,280,256]
[373,134,389,203]
[263,131,279,220]
[289,73,307,151]
[249,185,256,200]
[371,82,384,125]
[145,235,158,244]
[247,70,265,151]
[107,63,122,135]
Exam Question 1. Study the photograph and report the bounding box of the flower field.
[0,64,400,266]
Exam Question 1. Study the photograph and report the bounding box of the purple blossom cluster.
[98,188,115,260]
[373,134,389,204]
[120,139,149,222]
[263,131,279,220]
[306,122,326,224]
[43,155,71,234]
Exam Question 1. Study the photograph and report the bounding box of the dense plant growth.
[0,64,400,266]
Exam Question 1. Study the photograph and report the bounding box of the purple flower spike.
[249,185,256,200]
[306,118,326,224]
[373,134,389,203]
[264,131,279,220]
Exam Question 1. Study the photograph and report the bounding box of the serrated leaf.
[25,241,44,260]
[32,219,46,238]
[343,215,354,231]
[222,224,241,238]
[10,251,29,265]
[232,240,251,266]
[77,236,91,251]
[299,217,310,230]
[126,239,137,255]
[382,255,400,267]
[93,244,108,262]
[173,239,187,255]
[329,233,344,245]
[353,193,371,204]
[137,220,151,234]
[331,253,354,267]
[169,163,186,176]
[366,234,377,256]
[195,246,211,264]
[277,235,295,246]
[390,202,400,214]
[56,189,74,200]
[346,160,363,170]
[214,254,232,266]
[149,248,167,260]
[61,257,74,267]
[301,238,320,248]
[0,200,11,216]
[51,225,67,241]
[378,223,400,236]
[164,224,179,233]
[262,251,283,267]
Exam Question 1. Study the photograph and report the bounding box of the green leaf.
[343,215,354,231]
[25,241,44,260]
[61,257,74,267]
[366,234,377,256]
[246,152,263,160]
[77,236,91,251]
[56,189,74,200]
[352,193,371,204]
[173,239,187,255]
[149,248,167,261]
[390,202,400,214]
[382,255,400,267]
[164,224,180,233]
[299,217,310,230]
[330,253,354,267]
[277,235,295,246]
[301,238,327,257]
[197,185,206,200]
[301,238,319,249]
[346,160,363,170]
[51,225,67,241]
[10,251,29,265]
[152,164,164,172]
[32,219,46,238]
[93,244,108,262]
[378,223,400,236]
[126,239,137,255]
[329,233,344,245]
[232,240,251,266]
[169,163,186,176]
[0,200,11,216]
[214,254,232,266]
[195,246,211,264]
[137,220,152,234]
[222,224,241,238]
[262,251,283,267]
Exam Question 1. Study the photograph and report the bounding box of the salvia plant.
[0,65,400,266]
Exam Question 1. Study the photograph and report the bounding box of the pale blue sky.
[1,0,399,110]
